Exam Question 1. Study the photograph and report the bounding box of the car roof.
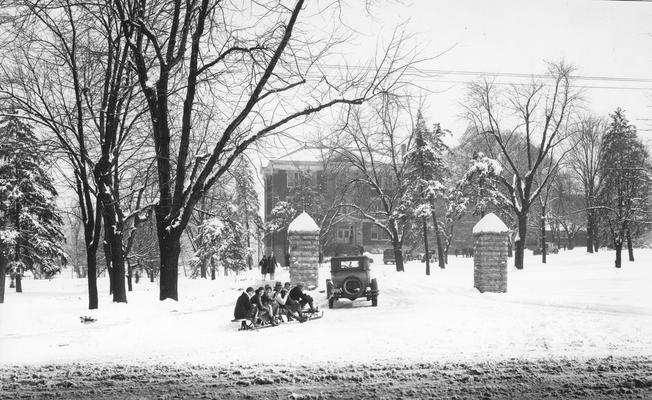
[331,256,367,262]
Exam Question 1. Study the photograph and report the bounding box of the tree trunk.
[626,229,634,262]
[586,211,594,253]
[103,234,114,295]
[14,200,22,293]
[392,240,404,272]
[100,208,127,303]
[200,258,207,279]
[86,246,99,309]
[430,211,445,269]
[157,227,181,301]
[15,272,22,293]
[515,214,528,270]
[593,219,600,252]
[540,210,547,264]
[127,259,133,292]
[422,220,430,276]
[0,249,6,303]
[614,242,622,269]
[568,234,574,250]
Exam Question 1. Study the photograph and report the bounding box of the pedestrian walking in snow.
[259,255,269,280]
[268,252,277,281]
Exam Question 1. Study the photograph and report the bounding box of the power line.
[297,62,652,90]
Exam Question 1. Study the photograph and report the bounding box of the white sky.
[290,0,652,147]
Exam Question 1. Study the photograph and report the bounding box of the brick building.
[261,147,393,265]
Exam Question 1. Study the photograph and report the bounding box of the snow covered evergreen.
[0,115,66,293]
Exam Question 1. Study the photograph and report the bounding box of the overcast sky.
[305,0,652,146]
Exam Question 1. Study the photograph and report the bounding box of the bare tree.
[462,62,580,269]
[114,0,418,299]
[550,170,585,250]
[566,115,606,253]
[334,94,413,272]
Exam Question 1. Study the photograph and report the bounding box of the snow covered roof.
[288,211,320,233]
[472,213,509,234]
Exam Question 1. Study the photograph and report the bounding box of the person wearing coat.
[268,253,277,281]
[234,287,255,328]
[259,255,269,280]
[251,286,277,325]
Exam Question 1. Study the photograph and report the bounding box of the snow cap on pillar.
[472,213,509,234]
[288,211,320,233]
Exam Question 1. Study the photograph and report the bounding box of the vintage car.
[326,255,379,308]
[382,248,395,264]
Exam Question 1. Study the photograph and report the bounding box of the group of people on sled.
[234,281,317,328]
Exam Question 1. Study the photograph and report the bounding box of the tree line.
[0,0,417,307]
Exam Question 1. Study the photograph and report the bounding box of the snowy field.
[1,248,651,367]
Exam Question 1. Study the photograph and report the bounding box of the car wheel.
[371,296,378,307]
[370,278,378,292]
[341,275,364,297]
[328,297,335,309]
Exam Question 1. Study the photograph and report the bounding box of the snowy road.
[1,357,652,399]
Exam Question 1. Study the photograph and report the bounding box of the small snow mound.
[472,213,509,234]
[288,212,320,233]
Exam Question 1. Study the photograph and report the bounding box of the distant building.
[261,146,394,265]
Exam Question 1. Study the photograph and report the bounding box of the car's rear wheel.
[328,297,335,309]
[341,276,364,298]
[371,296,378,307]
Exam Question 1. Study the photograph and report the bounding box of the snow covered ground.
[1,248,651,366]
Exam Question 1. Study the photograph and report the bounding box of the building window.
[370,225,387,241]
[336,228,351,241]
[287,171,300,189]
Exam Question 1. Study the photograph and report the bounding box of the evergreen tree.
[0,115,66,294]
[234,158,262,269]
[194,217,248,276]
[597,108,650,268]
[404,111,449,271]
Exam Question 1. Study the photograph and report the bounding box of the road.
[2,356,652,399]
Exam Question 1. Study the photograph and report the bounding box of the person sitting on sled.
[263,285,279,321]
[289,283,317,312]
[288,283,317,318]
[273,282,299,322]
[234,287,255,329]
[251,287,277,326]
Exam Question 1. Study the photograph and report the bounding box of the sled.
[232,309,323,331]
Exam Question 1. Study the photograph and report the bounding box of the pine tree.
[194,217,248,277]
[234,158,261,269]
[404,111,449,271]
[0,115,66,295]
[597,108,650,268]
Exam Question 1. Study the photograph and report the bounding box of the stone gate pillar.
[472,213,510,293]
[287,212,320,287]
